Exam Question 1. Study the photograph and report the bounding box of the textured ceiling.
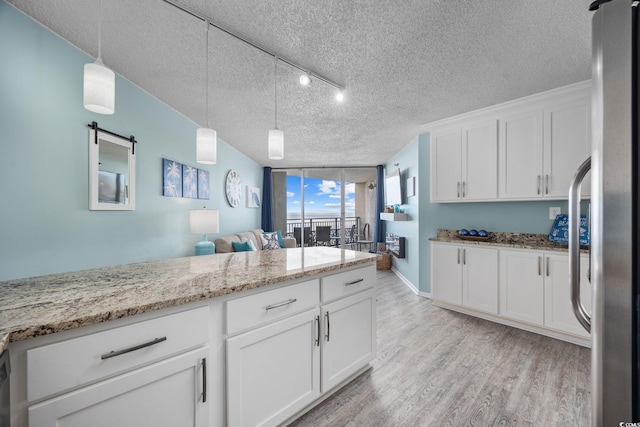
[7,0,593,169]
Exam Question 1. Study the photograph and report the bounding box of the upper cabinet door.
[543,97,592,198]
[430,128,462,202]
[498,109,544,199]
[462,119,498,200]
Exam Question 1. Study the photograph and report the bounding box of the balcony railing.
[285,216,361,248]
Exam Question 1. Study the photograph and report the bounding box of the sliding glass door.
[271,168,376,251]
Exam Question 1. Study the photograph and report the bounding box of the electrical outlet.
[549,207,561,220]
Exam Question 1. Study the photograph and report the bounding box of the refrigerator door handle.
[568,156,591,333]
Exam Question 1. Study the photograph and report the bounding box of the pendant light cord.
[97,0,102,60]
[205,21,210,128]
[274,56,278,129]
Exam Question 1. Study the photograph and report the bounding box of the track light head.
[299,74,311,86]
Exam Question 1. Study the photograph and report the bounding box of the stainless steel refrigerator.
[569,0,639,425]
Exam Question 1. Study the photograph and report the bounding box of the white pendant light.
[197,21,217,164]
[268,57,284,160]
[83,0,115,115]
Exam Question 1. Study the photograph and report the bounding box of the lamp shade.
[268,129,284,160]
[83,59,115,115]
[197,127,217,164]
[190,209,219,235]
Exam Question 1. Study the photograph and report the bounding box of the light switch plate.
[549,207,561,220]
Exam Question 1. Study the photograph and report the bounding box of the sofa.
[215,229,296,253]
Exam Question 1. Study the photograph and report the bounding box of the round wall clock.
[225,169,242,207]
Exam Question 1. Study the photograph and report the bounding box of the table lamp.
[190,208,219,255]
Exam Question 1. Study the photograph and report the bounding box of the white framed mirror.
[89,125,136,211]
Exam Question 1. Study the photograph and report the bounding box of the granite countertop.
[429,229,590,253]
[0,247,376,352]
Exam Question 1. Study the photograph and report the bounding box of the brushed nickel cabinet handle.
[201,358,207,403]
[462,181,466,198]
[546,257,550,276]
[325,312,330,342]
[457,182,461,198]
[345,278,364,286]
[265,298,297,311]
[101,336,167,360]
[457,248,460,264]
[537,175,541,195]
[463,248,466,265]
[538,256,542,276]
[315,315,320,347]
[545,175,549,194]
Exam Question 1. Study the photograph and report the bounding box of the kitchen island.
[3,247,377,426]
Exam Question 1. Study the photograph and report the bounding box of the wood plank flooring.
[290,270,591,427]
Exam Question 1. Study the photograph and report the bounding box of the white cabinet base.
[432,300,590,347]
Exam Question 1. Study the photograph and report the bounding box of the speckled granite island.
[429,229,591,348]
[3,247,377,427]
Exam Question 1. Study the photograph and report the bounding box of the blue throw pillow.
[232,241,254,252]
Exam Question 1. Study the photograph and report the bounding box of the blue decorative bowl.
[478,230,488,237]
[469,229,478,236]
[458,229,469,236]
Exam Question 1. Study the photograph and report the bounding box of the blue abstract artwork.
[182,165,198,199]
[198,169,210,200]
[163,159,182,197]
[548,214,589,245]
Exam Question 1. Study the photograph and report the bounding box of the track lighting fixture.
[299,74,311,86]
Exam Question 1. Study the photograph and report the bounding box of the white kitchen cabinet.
[29,347,209,427]
[499,249,592,337]
[498,109,544,199]
[225,265,376,427]
[226,309,320,427]
[499,249,545,325]
[430,119,498,202]
[543,97,591,198]
[431,127,462,202]
[432,243,463,305]
[462,246,499,314]
[499,92,591,200]
[432,242,498,314]
[321,289,376,392]
[544,253,592,338]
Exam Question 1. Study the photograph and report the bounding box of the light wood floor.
[291,270,591,427]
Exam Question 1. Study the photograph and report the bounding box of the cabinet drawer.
[27,306,209,402]
[322,266,375,302]
[226,279,319,335]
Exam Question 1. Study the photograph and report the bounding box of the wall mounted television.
[385,168,402,206]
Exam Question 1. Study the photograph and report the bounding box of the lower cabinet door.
[432,243,463,305]
[226,309,320,427]
[499,250,544,325]
[462,247,498,314]
[28,347,209,427]
[321,289,376,393]
[544,254,592,338]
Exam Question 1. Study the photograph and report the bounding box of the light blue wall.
[384,137,420,289]
[0,2,262,281]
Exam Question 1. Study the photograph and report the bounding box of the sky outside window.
[287,175,355,219]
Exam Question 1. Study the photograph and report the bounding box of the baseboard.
[390,267,432,299]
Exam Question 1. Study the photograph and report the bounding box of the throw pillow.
[232,241,254,252]
[263,230,285,248]
[261,232,281,250]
